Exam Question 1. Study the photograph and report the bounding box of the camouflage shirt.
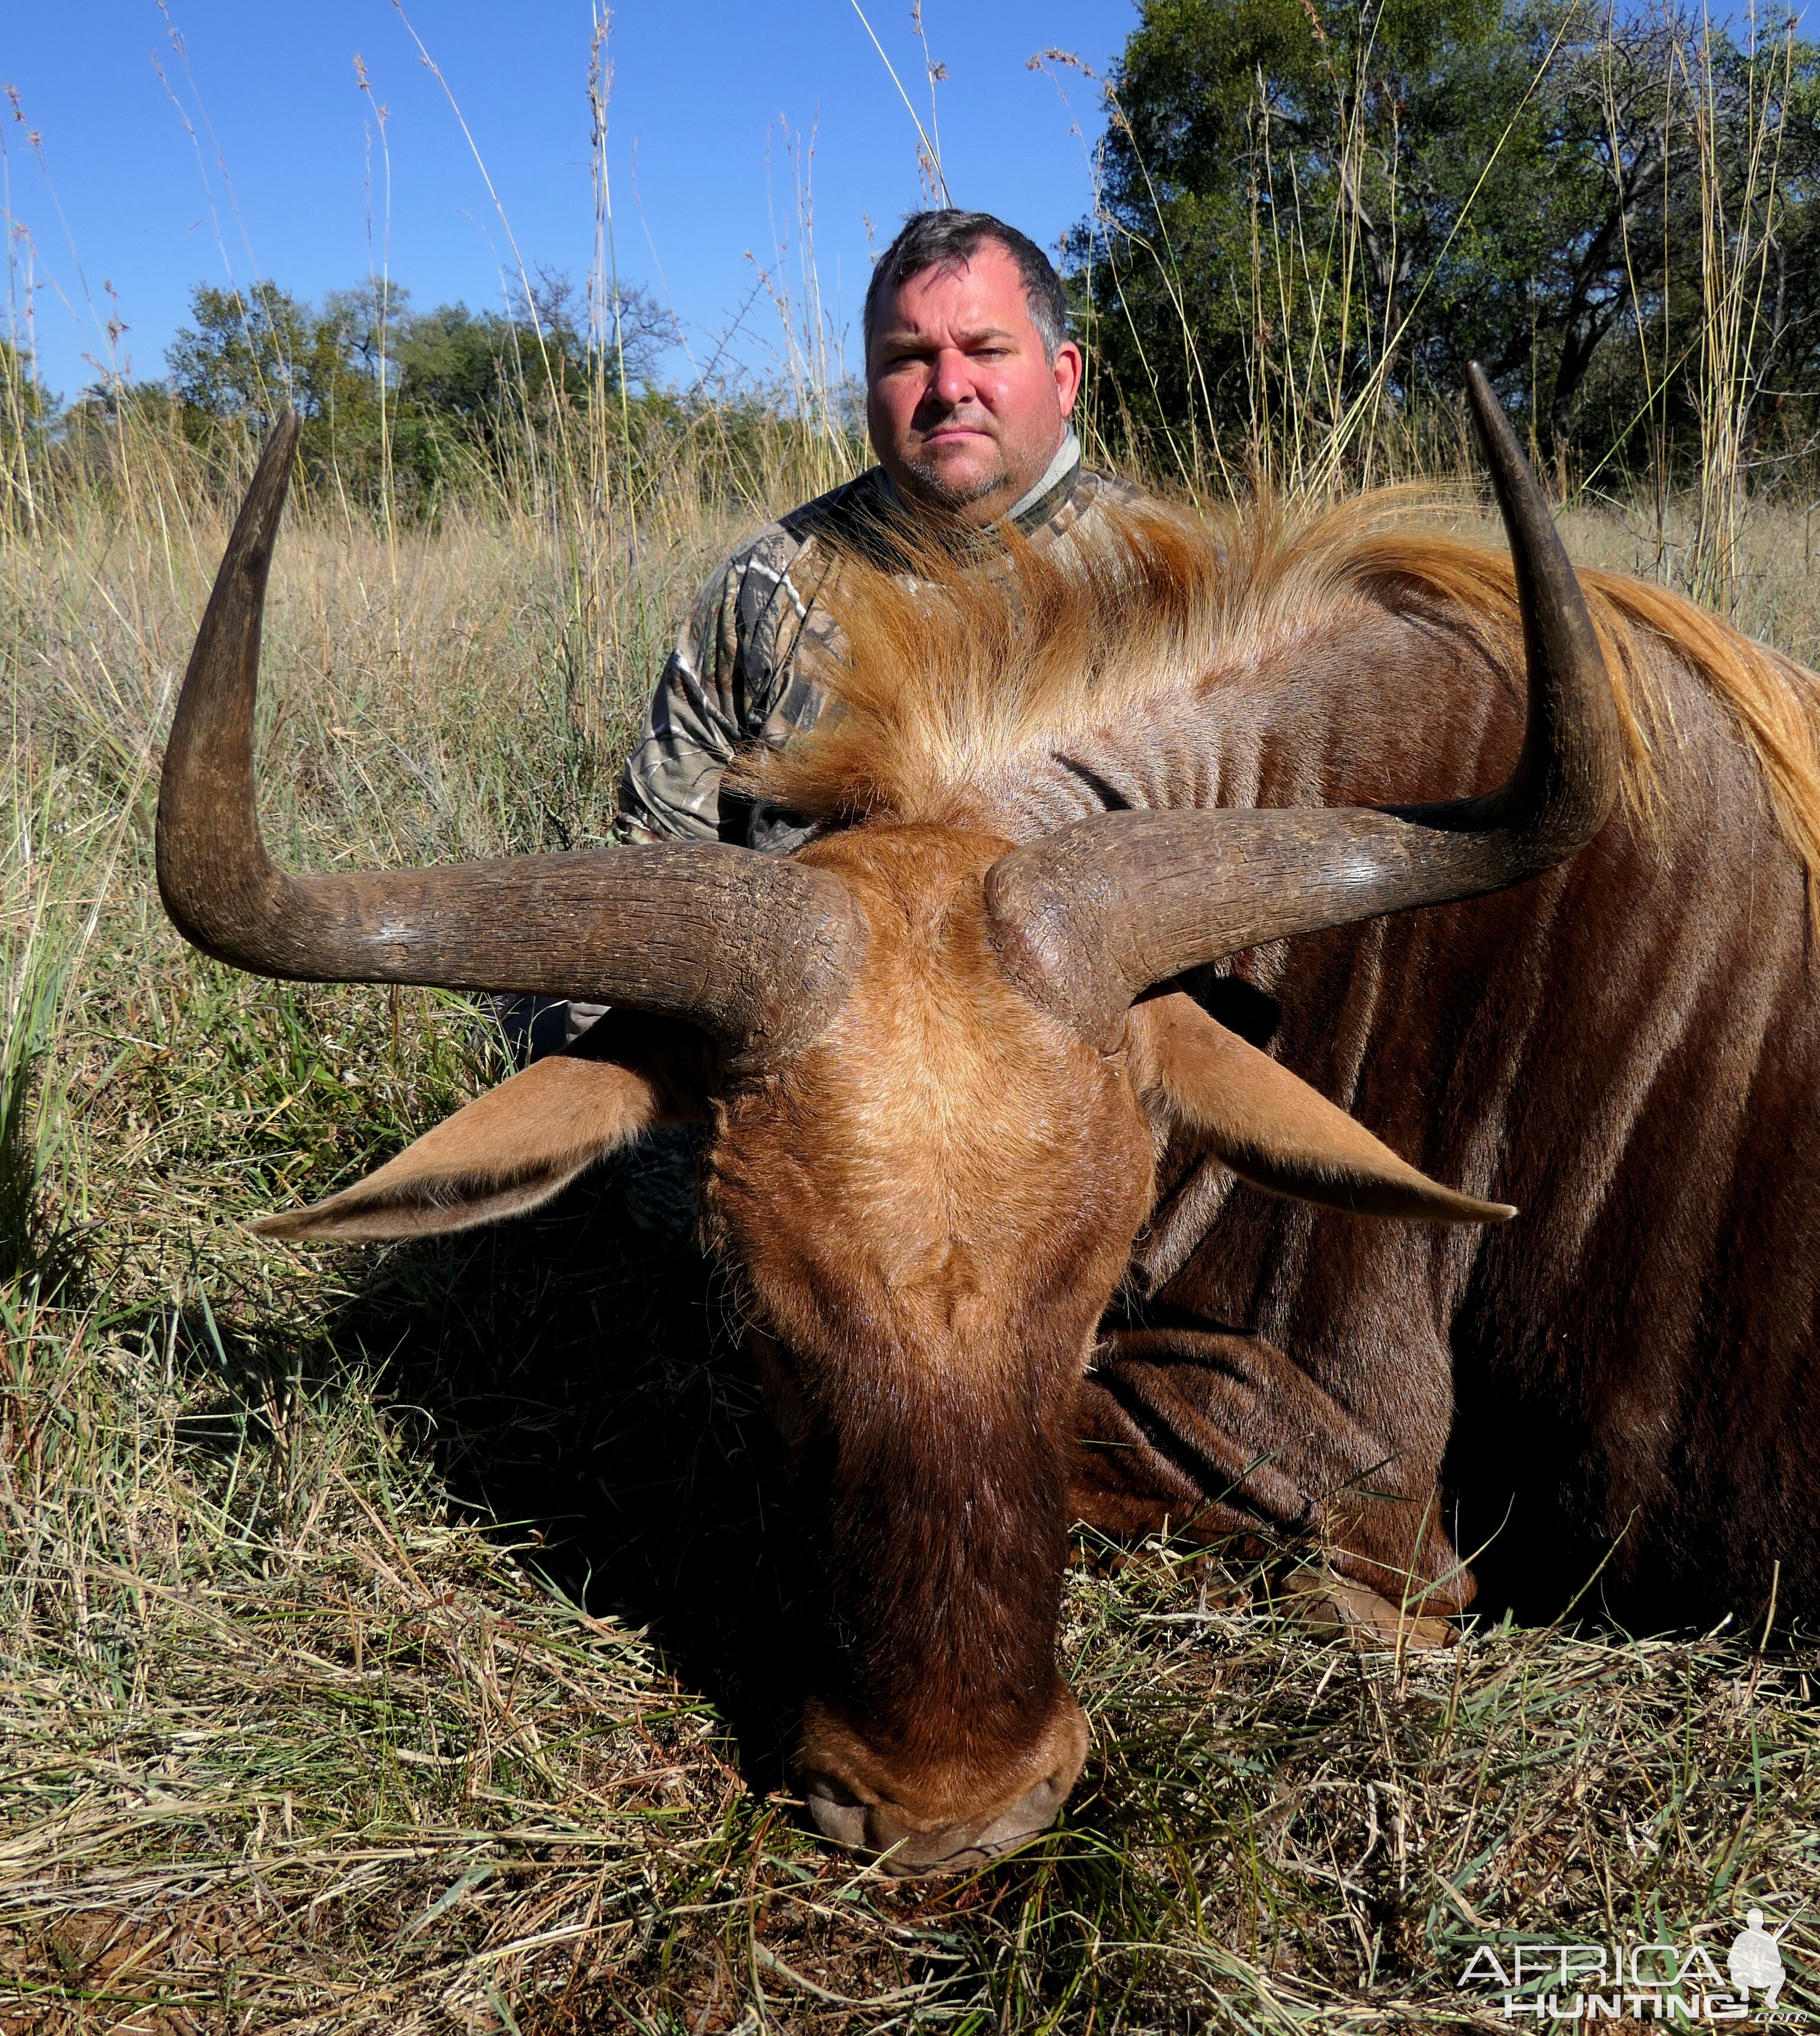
[616,433,1146,852]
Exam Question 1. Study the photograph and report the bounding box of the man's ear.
[253,1012,710,1243]
[1131,992,1515,1225]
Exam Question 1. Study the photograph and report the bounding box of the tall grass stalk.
[1686,0,1798,610]
[354,53,400,588]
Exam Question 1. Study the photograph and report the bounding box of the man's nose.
[930,347,978,409]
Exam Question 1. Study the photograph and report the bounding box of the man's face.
[866,240,1084,525]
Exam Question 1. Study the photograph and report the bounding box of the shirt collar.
[1008,430,1084,529]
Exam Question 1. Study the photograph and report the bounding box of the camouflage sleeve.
[615,553,750,845]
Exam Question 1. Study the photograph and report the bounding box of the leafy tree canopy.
[1073,0,1820,484]
[156,268,679,506]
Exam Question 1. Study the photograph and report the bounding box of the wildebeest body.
[157,382,1817,1871]
[1064,599,1819,1631]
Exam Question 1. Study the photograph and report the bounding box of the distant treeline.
[1066,0,1820,490]
[90,267,693,505]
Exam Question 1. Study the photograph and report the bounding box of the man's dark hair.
[862,209,1070,365]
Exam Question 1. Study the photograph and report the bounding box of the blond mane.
[732,493,1820,896]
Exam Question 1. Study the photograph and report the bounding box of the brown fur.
[720,496,1820,1790]
[734,495,1820,900]
[702,825,1153,1836]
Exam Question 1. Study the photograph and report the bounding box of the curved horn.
[156,412,862,1064]
[986,365,1621,1045]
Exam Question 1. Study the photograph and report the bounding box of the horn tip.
[1463,363,1512,461]
[259,407,302,475]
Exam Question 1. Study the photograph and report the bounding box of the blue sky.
[3,1,1136,404]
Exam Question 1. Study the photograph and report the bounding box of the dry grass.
[1559,495,1820,664]
[2,419,1818,2032]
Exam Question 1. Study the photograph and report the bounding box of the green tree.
[393,303,565,427]
[393,269,675,435]
[165,279,398,497]
[168,282,369,429]
[0,337,54,427]
[1073,0,1820,483]
[162,268,680,512]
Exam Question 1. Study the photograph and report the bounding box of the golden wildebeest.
[157,372,1819,1875]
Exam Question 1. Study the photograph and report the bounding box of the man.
[551,208,1138,1217]
[614,206,1142,855]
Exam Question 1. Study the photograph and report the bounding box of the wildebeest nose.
[800,1765,1078,1878]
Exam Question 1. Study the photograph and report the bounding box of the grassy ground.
[2,427,1818,2032]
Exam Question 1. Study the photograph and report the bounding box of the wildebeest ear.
[252,1016,708,1243]
[1132,994,1515,1226]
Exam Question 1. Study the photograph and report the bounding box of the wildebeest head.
[156,370,1619,1874]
